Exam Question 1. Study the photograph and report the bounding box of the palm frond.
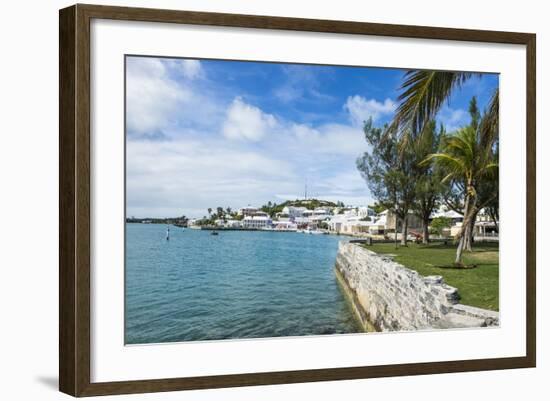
[391,70,479,137]
[479,88,499,150]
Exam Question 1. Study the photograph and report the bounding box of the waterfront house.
[242,215,272,229]
[369,213,387,235]
[225,219,242,228]
[341,216,372,234]
[327,214,346,232]
[273,221,298,231]
[328,213,371,234]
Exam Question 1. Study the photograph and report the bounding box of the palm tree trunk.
[455,235,465,264]
[462,201,478,251]
[463,218,473,251]
[401,216,408,246]
[455,191,471,265]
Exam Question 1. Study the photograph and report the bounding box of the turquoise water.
[125,224,361,344]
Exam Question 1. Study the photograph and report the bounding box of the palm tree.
[424,124,498,265]
[391,71,499,263]
[390,71,479,137]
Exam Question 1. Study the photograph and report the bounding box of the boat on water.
[211,231,219,236]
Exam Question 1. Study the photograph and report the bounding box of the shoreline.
[334,242,499,331]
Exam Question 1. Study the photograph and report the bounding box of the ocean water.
[125,224,361,344]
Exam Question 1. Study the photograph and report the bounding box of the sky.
[125,56,498,219]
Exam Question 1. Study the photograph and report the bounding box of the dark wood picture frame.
[59,3,536,397]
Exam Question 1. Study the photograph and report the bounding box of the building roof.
[431,209,463,219]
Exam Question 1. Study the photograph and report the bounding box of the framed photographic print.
[59,4,536,397]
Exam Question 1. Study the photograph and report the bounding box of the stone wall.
[335,242,499,332]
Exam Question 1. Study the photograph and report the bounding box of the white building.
[369,212,387,235]
[329,210,377,234]
[430,207,464,237]
[242,215,272,229]
[225,219,242,228]
[281,206,308,218]
[302,208,330,221]
[357,206,375,219]
[328,214,346,232]
[273,221,298,231]
[238,206,259,216]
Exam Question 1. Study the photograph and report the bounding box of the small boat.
[211,231,219,236]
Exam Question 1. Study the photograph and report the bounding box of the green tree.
[369,202,386,214]
[357,118,417,246]
[430,216,452,237]
[424,117,498,264]
[411,120,444,244]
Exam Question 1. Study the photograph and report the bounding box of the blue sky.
[126,56,498,218]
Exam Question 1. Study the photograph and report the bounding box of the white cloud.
[438,107,468,132]
[344,95,396,126]
[222,97,278,141]
[126,138,296,217]
[288,123,367,156]
[126,57,224,137]
[126,58,191,134]
[179,59,203,79]
[126,58,191,135]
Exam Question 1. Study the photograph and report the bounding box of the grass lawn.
[365,242,499,311]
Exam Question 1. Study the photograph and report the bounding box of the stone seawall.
[335,242,499,332]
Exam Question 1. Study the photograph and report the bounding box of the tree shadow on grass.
[433,264,478,270]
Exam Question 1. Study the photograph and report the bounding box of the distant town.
[126,198,498,240]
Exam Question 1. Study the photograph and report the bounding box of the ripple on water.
[125,224,361,344]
